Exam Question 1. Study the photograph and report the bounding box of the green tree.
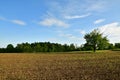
[115,43,120,49]
[69,44,75,51]
[84,29,109,52]
[6,44,14,52]
[108,43,114,49]
[97,37,109,50]
[34,44,41,52]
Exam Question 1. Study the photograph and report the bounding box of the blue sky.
[0,0,120,47]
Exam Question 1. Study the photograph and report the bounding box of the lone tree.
[84,29,109,52]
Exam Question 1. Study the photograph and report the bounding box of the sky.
[0,0,120,47]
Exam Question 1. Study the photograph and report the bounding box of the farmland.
[0,51,120,80]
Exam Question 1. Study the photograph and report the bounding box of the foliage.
[115,43,120,48]
[84,29,109,52]
[108,43,114,49]
[0,42,77,53]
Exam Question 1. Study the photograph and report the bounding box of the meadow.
[0,51,120,80]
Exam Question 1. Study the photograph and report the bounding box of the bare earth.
[0,51,120,80]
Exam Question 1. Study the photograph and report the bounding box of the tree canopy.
[0,42,78,53]
[84,29,109,52]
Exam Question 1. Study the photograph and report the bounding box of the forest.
[0,42,78,53]
[0,42,120,53]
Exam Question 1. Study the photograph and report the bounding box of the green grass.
[0,51,120,80]
[112,48,120,51]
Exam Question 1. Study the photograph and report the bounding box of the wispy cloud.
[75,29,86,35]
[86,1,107,12]
[11,20,26,26]
[0,16,6,21]
[94,19,105,24]
[64,13,91,19]
[39,0,107,30]
[48,0,85,17]
[39,18,69,28]
[98,22,120,43]
[47,0,107,18]
[59,32,83,41]
[59,33,75,39]
[0,16,26,26]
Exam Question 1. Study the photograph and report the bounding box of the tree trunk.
[93,45,96,52]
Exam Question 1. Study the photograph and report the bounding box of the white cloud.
[47,0,107,18]
[39,18,69,28]
[75,29,86,35]
[0,16,6,21]
[0,16,26,26]
[94,19,105,24]
[11,20,26,26]
[80,30,86,35]
[59,33,74,39]
[98,22,120,43]
[59,33,84,45]
[65,13,91,19]
[56,30,85,45]
[86,1,106,12]
[59,33,83,41]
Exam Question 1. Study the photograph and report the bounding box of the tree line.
[0,42,79,53]
[80,43,120,51]
[0,42,120,53]
[0,29,120,53]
